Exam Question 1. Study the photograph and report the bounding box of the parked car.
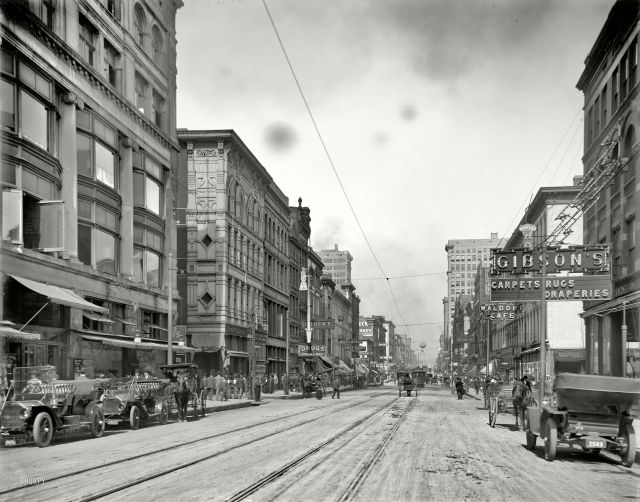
[102,377,170,429]
[0,366,106,447]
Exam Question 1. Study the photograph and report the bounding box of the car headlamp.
[20,407,32,419]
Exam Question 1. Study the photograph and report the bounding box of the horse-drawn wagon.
[397,371,417,397]
[524,373,639,467]
[159,363,206,421]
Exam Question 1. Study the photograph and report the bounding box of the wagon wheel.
[129,405,140,430]
[91,409,105,438]
[620,424,636,468]
[33,412,54,448]
[544,420,557,461]
[158,399,168,425]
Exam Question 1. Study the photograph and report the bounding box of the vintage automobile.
[0,366,106,448]
[524,373,639,467]
[101,376,170,429]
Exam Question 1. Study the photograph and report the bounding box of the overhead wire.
[261,0,411,332]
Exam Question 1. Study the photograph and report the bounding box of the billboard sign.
[298,344,326,357]
[490,246,610,275]
[490,275,612,302]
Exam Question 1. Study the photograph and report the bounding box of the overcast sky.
[176,0,613,365]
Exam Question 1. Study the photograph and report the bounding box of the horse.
[512,378,535,430]
[173,373,190,422]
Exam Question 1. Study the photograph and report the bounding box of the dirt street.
[1,385,638,502]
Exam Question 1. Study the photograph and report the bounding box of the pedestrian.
[214,372,223,401]
[205,371,214,401]
[268,373,275,394]
[273,373,279,391]
[253,374,262,401]
[232,374,239,399]
[332,375,341,399]
[473,378,480,395]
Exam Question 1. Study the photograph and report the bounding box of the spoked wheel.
[544,420,557,461]
[129,405,140,430]
[33,412,54,447]
[620,424,636,468]
[91,409,105,438]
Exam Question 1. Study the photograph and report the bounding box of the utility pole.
[167,252,173,365]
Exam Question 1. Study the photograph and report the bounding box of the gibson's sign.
[490,246,610,275]
[490,275,612,302]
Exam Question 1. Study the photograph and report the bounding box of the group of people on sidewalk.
[202,372,248,401]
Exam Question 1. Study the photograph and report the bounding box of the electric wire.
[262,0,410,332]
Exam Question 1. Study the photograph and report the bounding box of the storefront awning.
[553,349,585,362]
[81,333,197,352]
[580,291,640,318]
[10,275,108,313]
[83,312,114,324]
[191,333,225,351]
[319,356,338,368]
[227,350,249,358]
[0,325,41,341]
[337,360,352,372]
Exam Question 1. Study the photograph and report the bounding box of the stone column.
[59,93,78,259]
[119,137,134,278]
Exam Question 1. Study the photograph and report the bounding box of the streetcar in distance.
[410,368,427,388]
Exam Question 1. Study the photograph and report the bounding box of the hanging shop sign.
[298,344,326,357]
[490,275,612,302]
[490,246,610,275]
[480,303,525,320]
[311,319,335,329]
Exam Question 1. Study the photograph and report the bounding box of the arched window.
[151,25,164,69]
[133,4,147,49]
[235,183,242,218]
[228,185,234,215]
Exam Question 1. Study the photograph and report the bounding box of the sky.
[176,0,614,366]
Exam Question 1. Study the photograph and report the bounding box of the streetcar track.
[0,391,385,498]
[223,396,416,502]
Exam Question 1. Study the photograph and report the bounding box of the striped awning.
[10,275,107,313]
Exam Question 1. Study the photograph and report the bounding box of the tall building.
[576,0,639,377]
[176,130,272,376]
[443,233,501,357]
[318,244,352,286]
[1,0,184,382]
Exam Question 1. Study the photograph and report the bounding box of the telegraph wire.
[354,271,447,281]
[497,108,583,247]
[262,0,410,332]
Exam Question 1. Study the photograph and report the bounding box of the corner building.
[576,0,639,377]
[1,0,185,382]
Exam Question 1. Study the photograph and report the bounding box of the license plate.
[5,439,16,446]
[586,440,605,448]
[107,420,120,425]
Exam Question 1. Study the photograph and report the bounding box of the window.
[78,200,118,274]
[151,90,165,129]
[630,38,637,89]
[132,152,163,215]
[103,0,122,21]
[76,110,118,189]
[79,13,97,67]
[620,54,628,102]
[133,247,161,287]
[2,189,64,251]
[34,0,55,29]
[104,40,121,90]
[133,4,147,49]
[1,52,52,151]
[134,72,148,114]
[600,85,607,127]
[151,25,164,70]
[627,218,636,273]
[612,68,619,112]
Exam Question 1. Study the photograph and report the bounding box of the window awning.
[227,350,249,358]
[0,325,41,341]
[10,275,108,313]
[337,360,352,372]
[83,312,114,324]
[115,318,136,326]
[81,333,197,352]
[319,356,338,368]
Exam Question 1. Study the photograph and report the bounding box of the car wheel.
[91,409,105,438]
[33,412,53,448]
[621,424,636,468]
[129,405,140,430]
[159,399,168,425]
[544,420,557,461]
